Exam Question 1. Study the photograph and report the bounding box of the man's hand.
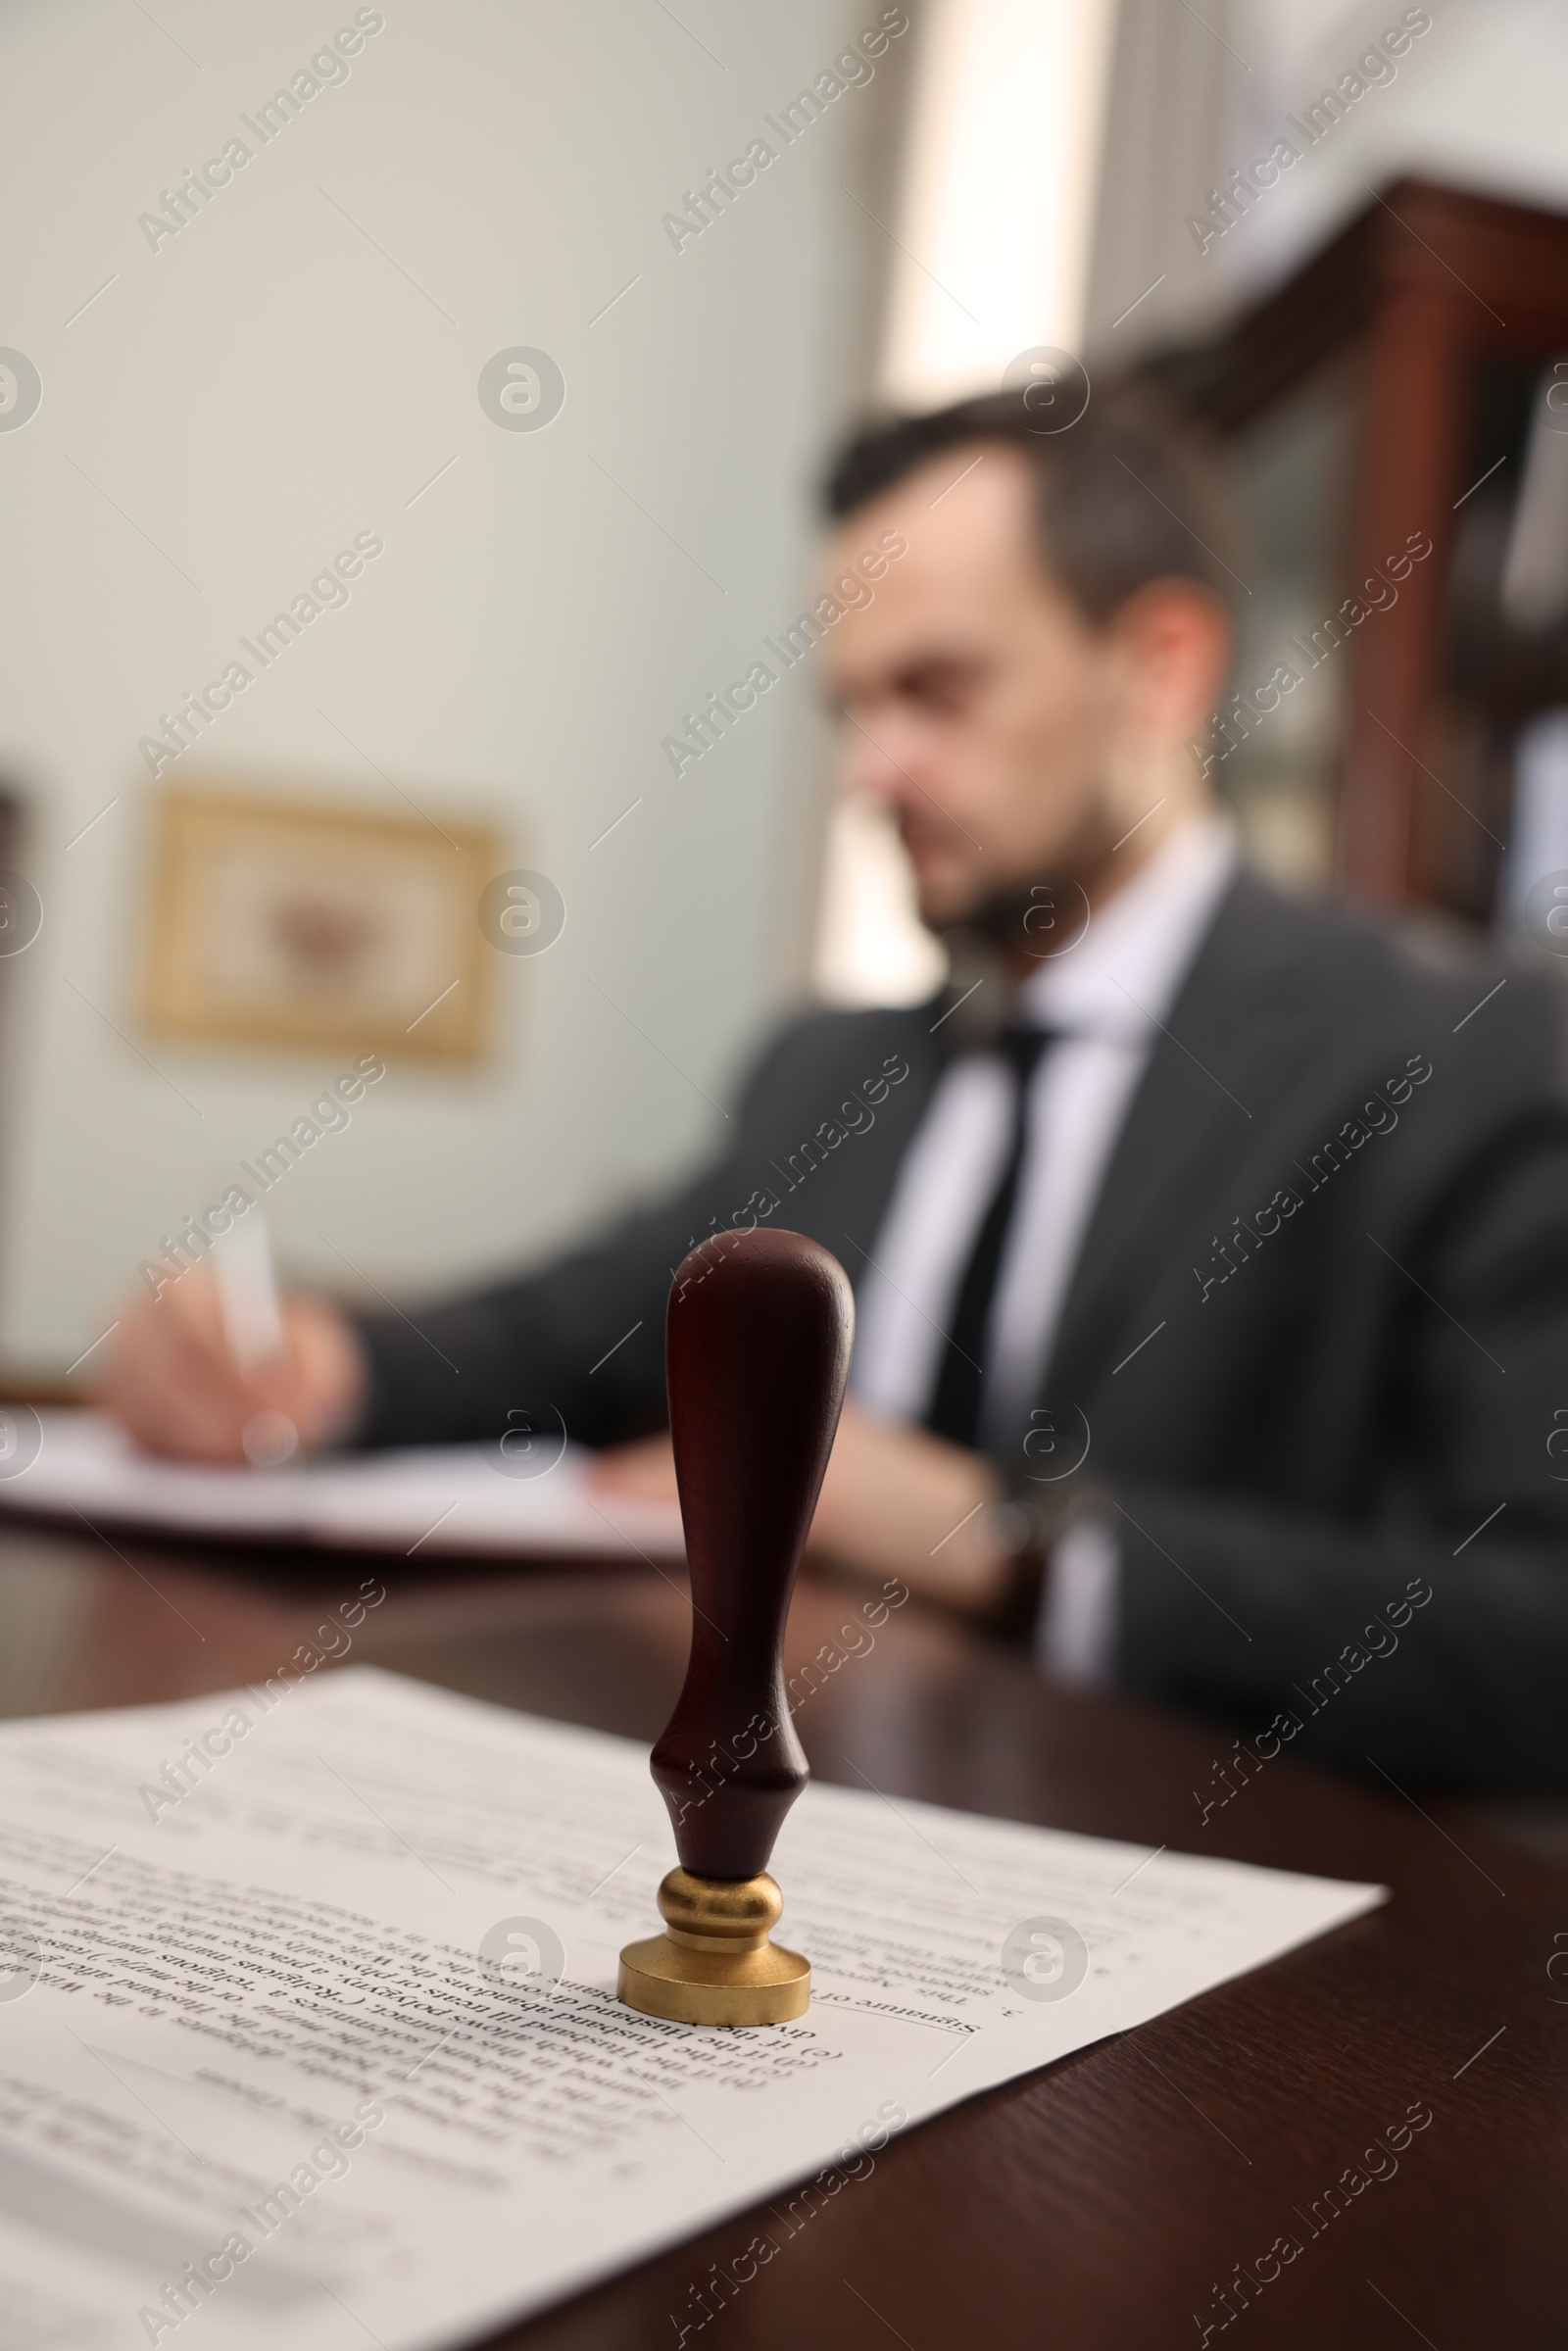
[589,1397,1014,1614]
[98,1271,368,1465]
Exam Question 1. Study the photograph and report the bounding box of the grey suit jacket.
[355,872,1568,1793]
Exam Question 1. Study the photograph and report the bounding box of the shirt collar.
[1015,810,1239,1042]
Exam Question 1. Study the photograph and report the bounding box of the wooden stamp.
[617,1228,853,2026]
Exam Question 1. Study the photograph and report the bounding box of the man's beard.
[936,801,1121,968]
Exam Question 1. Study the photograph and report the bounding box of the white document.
[0,1410,685,1560]
[0,1668,1382,2349]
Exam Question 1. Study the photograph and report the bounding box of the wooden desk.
[2,1521,1562,2347]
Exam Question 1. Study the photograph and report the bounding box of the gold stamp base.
[617,1867,809,2026]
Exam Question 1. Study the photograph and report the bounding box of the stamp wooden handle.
[650,1228,853,1879]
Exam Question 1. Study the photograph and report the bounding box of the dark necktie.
[924,1026,1055,1452]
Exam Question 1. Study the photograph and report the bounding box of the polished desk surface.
[0,1519,1562,2348]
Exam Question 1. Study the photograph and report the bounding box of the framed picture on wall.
[140,783,502,1063]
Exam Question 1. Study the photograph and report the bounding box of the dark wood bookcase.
[1141,175,1568,921]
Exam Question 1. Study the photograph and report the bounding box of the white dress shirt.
[851,812,1240,1682]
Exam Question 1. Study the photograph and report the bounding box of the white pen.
[211,1213,298,1467]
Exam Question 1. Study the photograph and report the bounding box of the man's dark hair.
[822,385,1237,624]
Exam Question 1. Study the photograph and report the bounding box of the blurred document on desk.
[0,1409,685,1559]
[0,1669,1381,2349]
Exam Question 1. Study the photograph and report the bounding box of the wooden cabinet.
[1142,175,1568,919]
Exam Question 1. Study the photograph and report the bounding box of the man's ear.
[1109,579,1233,744]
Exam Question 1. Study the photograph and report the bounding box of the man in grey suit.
[104,390,1568,1791]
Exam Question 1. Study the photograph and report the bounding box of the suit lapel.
[800,1004,949,1276]
[1045,872,1323,1397]
[817,972,1024,1297]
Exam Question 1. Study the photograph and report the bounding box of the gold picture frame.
[140,782,502,1063]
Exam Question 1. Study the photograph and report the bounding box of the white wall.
[0,0,904,1370]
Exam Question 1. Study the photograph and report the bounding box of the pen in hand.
[211,1214,298,1468]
